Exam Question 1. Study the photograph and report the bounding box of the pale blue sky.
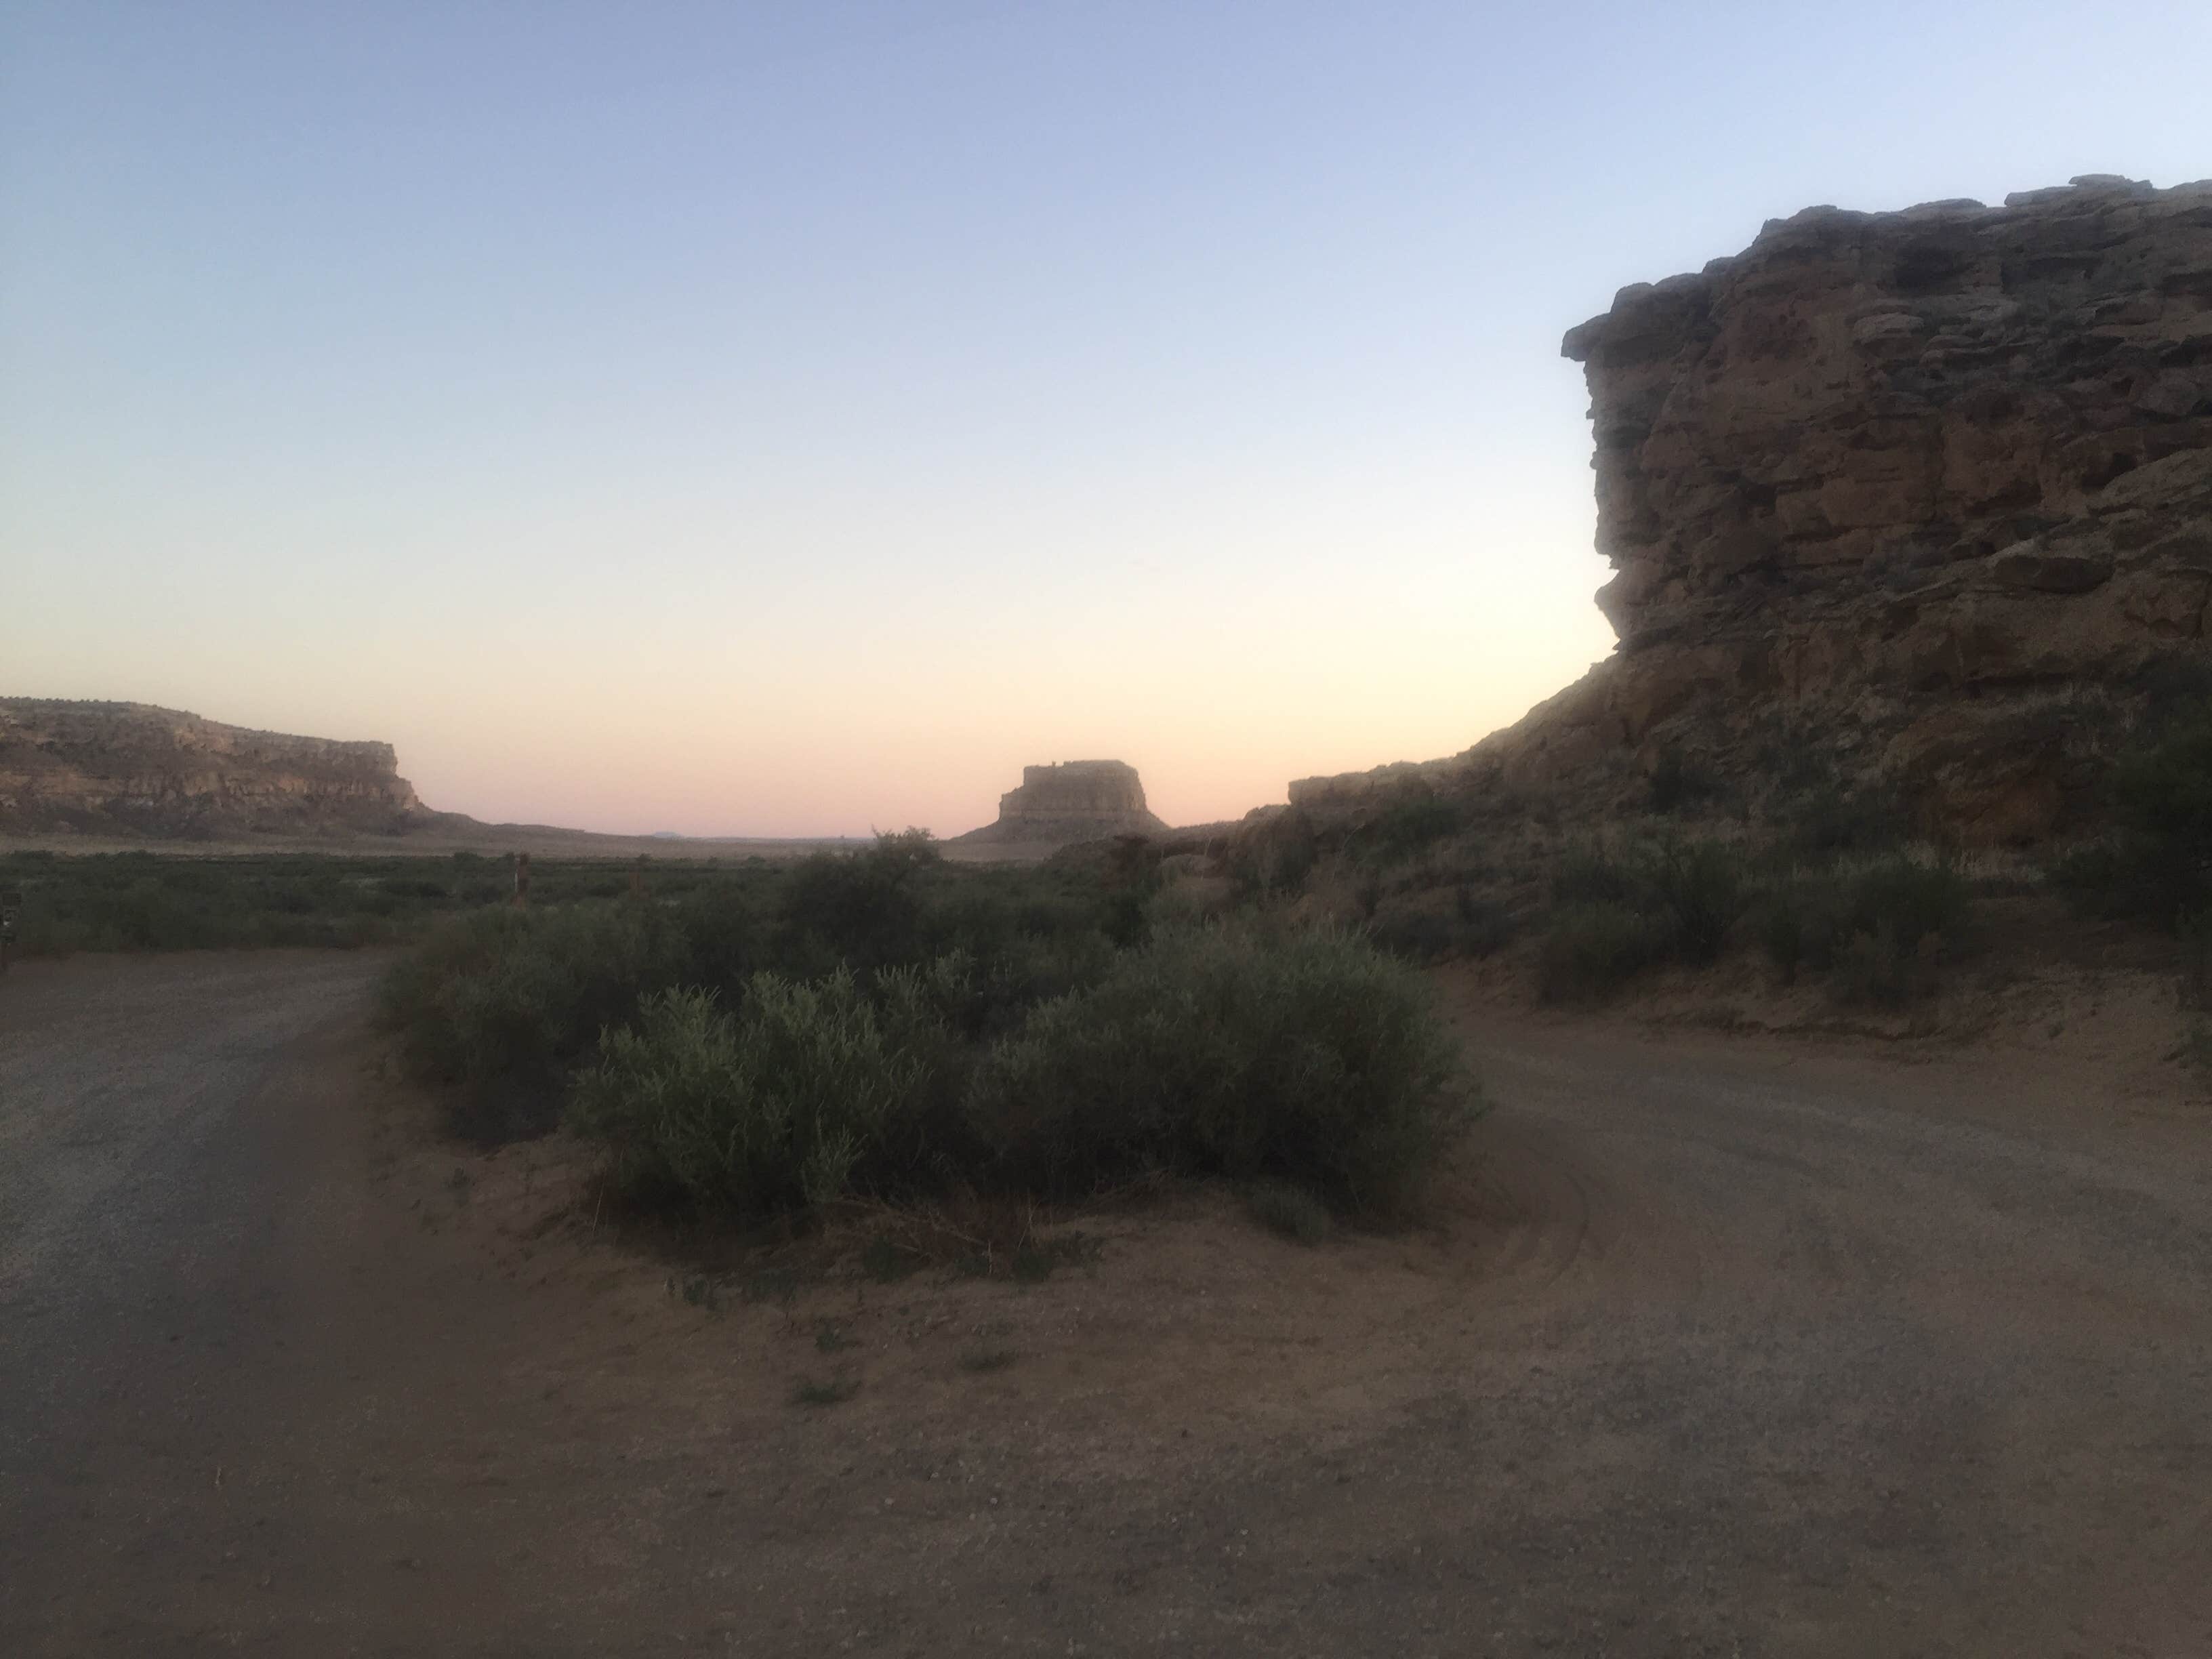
[5,2,2207,833]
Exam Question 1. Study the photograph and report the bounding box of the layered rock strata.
[1296,175,2212,841]
[0,699,428,837]
[956,760,1167,845]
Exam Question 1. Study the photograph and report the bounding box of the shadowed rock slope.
[0,699,429,838]
[1293,174,2212,844]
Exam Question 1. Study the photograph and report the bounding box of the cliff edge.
[1293,174,2212,842]
[0,699,430,838]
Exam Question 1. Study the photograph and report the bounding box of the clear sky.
[5,2,2207,835]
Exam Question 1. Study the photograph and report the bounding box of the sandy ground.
[2,951,2208,1655]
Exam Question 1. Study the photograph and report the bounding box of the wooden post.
[0,887,18,977]
[512,852,531,908]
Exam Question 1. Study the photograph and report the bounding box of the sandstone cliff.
[1294,175,2212,842]
[956,760,1167,846]
[0,699,429,838]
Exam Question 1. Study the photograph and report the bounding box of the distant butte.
[953,760,1168,848]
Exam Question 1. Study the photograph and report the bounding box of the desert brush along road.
[1,950,2206,1655]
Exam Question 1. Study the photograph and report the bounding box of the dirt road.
[2,953,2207,1655]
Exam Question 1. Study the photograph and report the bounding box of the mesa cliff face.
[1294,175,2212,841]
[0,700,428,837]
[956,760,1167,846]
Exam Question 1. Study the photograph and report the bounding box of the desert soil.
[2,951,2207,1656]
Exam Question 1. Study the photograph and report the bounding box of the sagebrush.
[569,922,1472,1225]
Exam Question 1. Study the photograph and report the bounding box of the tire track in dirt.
[3,951,2209,1656]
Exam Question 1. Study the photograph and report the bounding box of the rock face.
[956,760,1167,846]
[1296,176,2212,842]
[0,700,428,838]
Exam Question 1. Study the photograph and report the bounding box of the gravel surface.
[1,951,2207,1655]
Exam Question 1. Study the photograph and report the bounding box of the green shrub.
[1647,745,1719,815]
[1367,907,1458,963]
[556,922,1470,1225]
[1843,855,1970,954]
[365,857,1479,1225]
[2181,1017,2212,1088]
[2107,701,2212,924]
[1552,843,1639,907]
[864,957,996,1179]
[2049,696,2212,923]
[2047,839,2126,913]
[671,882,764,1003]
[1829,920,1929,1008]
[774,830,942,976]
[376,901,689,1111]
[1787,784,1908,855]
[1757,898,1806,984]
[2177,908,2212,1012]
[1244,1180,1333,1244]
[1755,854,1971,1004]
[901,933,1117,1042]
[1454,887,1517,952]
[569,975,940,1216]
[1224,811,1319,899]
[1539,901,1662,1002]
[1540,838,1748,994]
[2134,659,2212,730]
[1351,794,1469,863]
[1368,890,1516,964]
[965,923,1470,1216]
[1644,840,1746,966]
[3,856,379,953]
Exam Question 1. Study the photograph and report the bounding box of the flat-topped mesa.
[1297,175,2212,842]
[956,759,1168,846]
[0,699,428,837]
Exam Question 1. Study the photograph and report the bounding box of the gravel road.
[0,954,389,1652]
[1,952,2207,1655]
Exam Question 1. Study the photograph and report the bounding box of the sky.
[5,2,2209,836]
